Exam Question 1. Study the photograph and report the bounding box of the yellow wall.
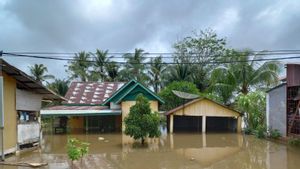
[2,72,17,152]
[69,116,84,130]
[173,99,240,117]
[121,101,158,130]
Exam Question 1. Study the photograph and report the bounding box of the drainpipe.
[0,55,5,160]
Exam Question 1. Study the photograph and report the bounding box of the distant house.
[165,98,242,133]
[41,80,164,133]
[267,64,300,137]
[0,59,63,158]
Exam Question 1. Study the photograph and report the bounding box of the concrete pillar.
[202,133,206,147]
[170,114,174,134]
[237,116,242,133]
[202,116,206,133]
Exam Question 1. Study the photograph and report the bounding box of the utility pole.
[0,51,4,160]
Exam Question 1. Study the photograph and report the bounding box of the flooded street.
[2,132,300,169]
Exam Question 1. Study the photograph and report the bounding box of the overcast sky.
[1,0,299,79]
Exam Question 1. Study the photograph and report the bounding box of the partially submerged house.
[165,98,242,133]
[267,64,300,137]
[0,59,63,157]
[41,80,164,132]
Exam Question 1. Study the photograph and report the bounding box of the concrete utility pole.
[0,52,5,160]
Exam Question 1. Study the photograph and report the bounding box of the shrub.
[66,138,90,168]
[253,125,266,139]
[288,138,300,146]
[268,128,281,139]
[243,127,253,135]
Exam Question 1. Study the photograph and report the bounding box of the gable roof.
[0,58,65,100]
[63,81,124,105]
[165,97,241,116]
[102,79,164,105]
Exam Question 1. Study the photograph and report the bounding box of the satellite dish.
[172,90,199,100]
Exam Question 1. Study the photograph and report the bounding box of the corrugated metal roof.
[63,81,124,105]
[0,59,65,100]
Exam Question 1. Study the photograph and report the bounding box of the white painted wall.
[16,89,43,111]
[17,122,40,144]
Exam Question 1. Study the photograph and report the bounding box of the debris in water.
[98,137,105,141]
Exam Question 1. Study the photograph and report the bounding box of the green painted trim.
[115,83,165,104]
[102,80,136,105]
[115,83,139,103]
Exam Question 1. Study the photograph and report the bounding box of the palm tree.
[148,56,166,93]
[166,63,192,84]
[91,49,109,81]
[210,50,280,97]
[29,64,54,82]
[67,51,91,82]
[47,79,69,97]
[123,48,148,83]
[105,61,119,82]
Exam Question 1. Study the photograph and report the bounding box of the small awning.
[41,105,121,116]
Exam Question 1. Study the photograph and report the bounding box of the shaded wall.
[3,72,17,153]
[267,84,287,136]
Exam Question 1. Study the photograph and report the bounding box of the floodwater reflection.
[2,132,300,169]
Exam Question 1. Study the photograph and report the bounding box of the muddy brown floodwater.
[2,131,300,169]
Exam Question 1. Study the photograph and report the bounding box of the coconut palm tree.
[67,51,91,82]
[123,48,148,83]
[91,49,109,81]
[210,50,281,99]
[165,63,192,84]
[47,79,69,97]
[148,56,166,93]
[29,64,54,82]
[105,61,119,82]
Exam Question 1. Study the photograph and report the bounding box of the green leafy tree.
[148,56,166,93]
[159,81,200,111]
[172,29,227,91]
[124,94,161,144]
[67,51,91,82]
[121,48,149,84]
[29,64,54,82]
[236,91,266,130]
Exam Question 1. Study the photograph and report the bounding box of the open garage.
[165,98,242,133]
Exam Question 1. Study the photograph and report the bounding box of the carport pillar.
[202,116,206,133]
[237,116,242,133]
[169,115,174,134]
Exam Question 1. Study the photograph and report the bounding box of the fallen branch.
[0,161,48,168]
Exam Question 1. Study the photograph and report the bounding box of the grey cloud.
[1,0,300,79]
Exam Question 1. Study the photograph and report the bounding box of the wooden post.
[237,116,242,133]
[202,116,206,133]
[170,115,174,134]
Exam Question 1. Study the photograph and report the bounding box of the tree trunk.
[141,138,145,145]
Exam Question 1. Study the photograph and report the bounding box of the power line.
[2,52,300,65]
[5,50,300,59]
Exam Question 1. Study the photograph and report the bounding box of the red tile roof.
[63,82,124,105]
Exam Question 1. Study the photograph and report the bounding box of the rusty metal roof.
[63,81,124,105]
[0,58,65,100]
